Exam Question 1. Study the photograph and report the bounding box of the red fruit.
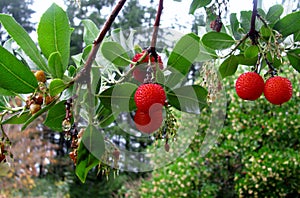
[134,83,166,112]
[264,76,293,105]
[235,72,265,100]
[131,51,163,82]
[134,105,163,134]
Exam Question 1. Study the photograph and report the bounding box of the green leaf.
[266,4,283,24]
[260,26,271,38]
[219,55,239,78]
[294,31,300,42]
[76,141,100,183]
[0,14,49,73]
[101,41,131,66]
[244,45,259,58]
[76,125,104,183]
[82,19,99,45]
[48,52,64,79]
[49,79,67,97]
[0,88,14,96]
[37,3,72,71]
[22,99,57,130]
[202,32,235,50]
[287,49,300,72]
[196,42,217,62]
[240,11,252,33]
[2,111,31,125]
[96,104,115,128]
[230,13,241,40]
[167,33,200,76]
[0,46,38,93]
[44,100,67,131]
[167,85,208,114]
[189,0,212,14]
[274,11,300,37]
[99,83,137,113]
[236,54,257,66]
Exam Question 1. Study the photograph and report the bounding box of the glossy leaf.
[22,99,57,130]
[101,41,131,66]
[0,88,14,96]
[0,46,38,93]
[260,26,271,38]
[167,85,207,114]
[219,55,239,78]
[240,11,252,33]
[76,140,100,183]
[49,79,67,97]
[294,31,300,42]
[37,3,72,70]
[96,104,115,128]
[274,11,300,37]
[0,14,49,73]
[99,82,137,113]
[82,19,99,45]
[287,49,300,72]
[48,52,64,79]
[202,32,235,50]
[236,54,257,66]
[167,33,200,76]
[244,45,259,58]
[44,100,66,131]
[230,13,241,40]
[196,42,218,62]
[189,0,212,14]
[266,4,283,24]
[2,111,31,125]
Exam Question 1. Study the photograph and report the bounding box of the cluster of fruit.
[131,52,166,134]
[26,70,54,114]
[130,50,163,83]
[235,72,293,105]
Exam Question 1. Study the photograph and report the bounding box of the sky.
[30,0,283,33]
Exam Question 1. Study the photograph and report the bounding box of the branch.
[149,0,164,59]
[74,0,127,83]
[248,0,259,44]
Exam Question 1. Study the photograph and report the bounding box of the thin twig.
[149,0,164,59]
[74,0,127,83]
[248,0,259,44]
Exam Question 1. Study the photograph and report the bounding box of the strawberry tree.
[0,0,216,183]
[0,0,299,185]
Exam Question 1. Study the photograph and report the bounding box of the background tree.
[0,0,35,42]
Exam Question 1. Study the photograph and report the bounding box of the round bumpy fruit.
[264,76,293,105]
[35,70,46,83]
[134,83,166,112]
[134,106,163,134]
[235,72,265,101]
[131,51,163,83]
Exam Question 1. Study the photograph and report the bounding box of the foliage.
[0,0,299,194]
[0,2,208,184]
[124,66,300,197]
